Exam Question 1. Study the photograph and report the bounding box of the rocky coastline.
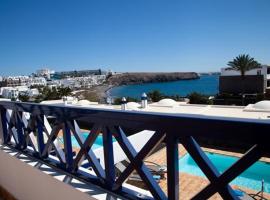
[106,72,199,86]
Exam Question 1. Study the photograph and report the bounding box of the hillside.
[107,72,199,86]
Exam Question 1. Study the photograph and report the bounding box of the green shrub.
[188,92,212,104]
[147,90,164,102]
[18,94,30,102]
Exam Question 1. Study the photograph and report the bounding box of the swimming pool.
[62,132,116,150]
[179,152,270,193]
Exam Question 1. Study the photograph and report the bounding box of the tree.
[227,54,261,78]
[187,92,212,104]
[34,94,44,103]
[227,54,261,94]
[58,87,72,97]
[18,94,30,102]
[147,90,163,102]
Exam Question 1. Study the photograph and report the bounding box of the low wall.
[0,150,96,200]
[219,75,265,94]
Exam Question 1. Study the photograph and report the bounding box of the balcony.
[0,101,269,200]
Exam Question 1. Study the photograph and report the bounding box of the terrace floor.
[0,145,127,200]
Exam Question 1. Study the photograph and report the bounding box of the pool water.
[67,132,116,150]
[179,152,270,193]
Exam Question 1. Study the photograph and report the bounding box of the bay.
[108,75,219,99]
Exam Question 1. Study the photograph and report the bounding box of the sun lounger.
[233,189,268,200]
[144,161,167,179]
[234,190,254,200]
[121,160,166,179]
[93,130,155,168]
[115,162,161,183]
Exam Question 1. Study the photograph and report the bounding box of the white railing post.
[0,112,3,144]
[141,92,148,109]
[121,97,127,110]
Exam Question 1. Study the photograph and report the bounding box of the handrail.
[0,101,269,200]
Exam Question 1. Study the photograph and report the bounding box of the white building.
[60,78,78,89]
[221,65,270,87]
[2,76,29,87]
[28,77,47,87]
[60,75,106,89]
[9,89,19,99]
[47,80,61,89]
[36,68,55,79]
[0,76,47,88]
[95,75,106,84]
[27,88,39,97]
[0,86,34,99]
[220,65,270,94]
[1,87,16,99]
[1,86,25,99]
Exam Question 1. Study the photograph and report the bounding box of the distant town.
[0,68,203,103]
[0,68,116,101]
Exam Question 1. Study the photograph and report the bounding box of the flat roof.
[42,100,270,121]
[145,104,270,120]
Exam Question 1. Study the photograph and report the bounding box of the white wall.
[221,67,265,76]
[221,65,270,77]
[0,150,96,200]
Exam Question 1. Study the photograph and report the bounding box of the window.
[267,68,270,74]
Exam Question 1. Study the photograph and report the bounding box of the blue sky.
[0,0,270,76]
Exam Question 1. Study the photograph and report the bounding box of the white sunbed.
[93,130,155,169]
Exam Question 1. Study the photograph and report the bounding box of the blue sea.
[108,75,219,99]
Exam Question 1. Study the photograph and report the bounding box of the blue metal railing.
[0,101,269,200]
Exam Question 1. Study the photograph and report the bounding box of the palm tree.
[227,54,261,79]
[227,54,261,104]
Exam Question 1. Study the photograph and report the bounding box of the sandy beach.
[74,84,114,103]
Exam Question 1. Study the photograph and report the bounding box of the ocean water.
[179,152,270,193]
[108,75,219,99]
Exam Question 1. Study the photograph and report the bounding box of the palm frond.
[227,54,261,76]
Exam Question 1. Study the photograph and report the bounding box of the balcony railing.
[0,101,269,200]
